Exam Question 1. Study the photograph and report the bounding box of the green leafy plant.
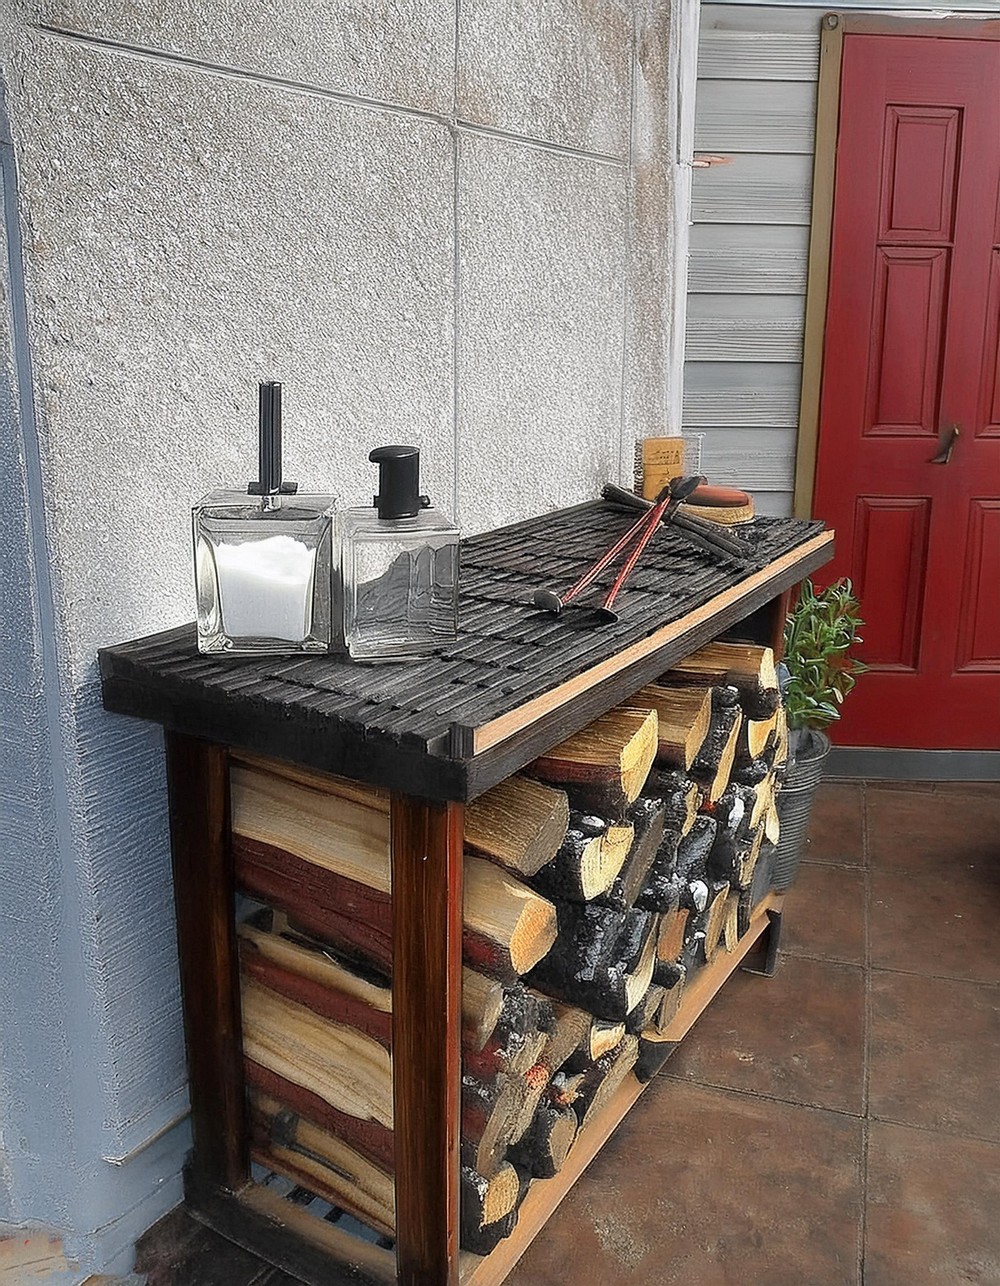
[783,579,866,731]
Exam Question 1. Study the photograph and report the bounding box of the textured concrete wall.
[0,1,674,1277]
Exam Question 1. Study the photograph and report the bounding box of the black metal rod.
[258,381,282,495]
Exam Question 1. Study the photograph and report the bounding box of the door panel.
[852,496,930,670]
[813,33,1000,749]
[956,500,1000,672]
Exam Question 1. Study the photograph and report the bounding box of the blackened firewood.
[677,815,717,884]
[660,641,780,720]
[595,796,666,911]
[647,769,699,835]
[460,1162,520,1241]
[732,756,770,787]
[626,984,666,1035]
[652,959,684,989]
[569,1035,640,1134]
[705,788,747,886]
[633,820,683,914]
[635,1038,679,1082]
[509,1101,579,1179]
[461,1209,518,1257]
[530,812,634,903]
[527,903,657,1022]
[690,687,743,802]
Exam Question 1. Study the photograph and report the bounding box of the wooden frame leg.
[164,733,250,1190]
[741,909,783,978]
[391,795,464,1286]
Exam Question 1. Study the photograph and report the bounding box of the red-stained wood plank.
[164,733,249,1189]
[238,941,392,1049]
[234,835,393,974]
[391,795,464,1286]
[244,1060,395,1172]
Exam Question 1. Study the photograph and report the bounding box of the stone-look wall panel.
[457,0,632,156]
[30,0,455,113]
[625,0,673,460]
[8,33,454,684]
[458,134,626,535]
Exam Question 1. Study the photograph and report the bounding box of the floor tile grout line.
[655,1071,867,1123]
[865,1110,1000,1149]
[779,946,1000,989]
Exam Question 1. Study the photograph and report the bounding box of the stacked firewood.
[227,640,784,1256]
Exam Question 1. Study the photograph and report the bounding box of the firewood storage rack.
[99,502,833,1286]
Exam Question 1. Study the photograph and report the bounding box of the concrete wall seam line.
[451,129,462,528]
[452,120,628,168]
[34,23,631,167]
[32,24,453,129]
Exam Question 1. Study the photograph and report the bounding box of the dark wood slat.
[391,796,464,1286]
[164,734,249,1189]
[101,509,831,801]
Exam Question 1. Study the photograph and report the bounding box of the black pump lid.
[370,445,430,519]
[248,381,298,496]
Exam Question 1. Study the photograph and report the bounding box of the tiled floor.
[134,780,1000,1285]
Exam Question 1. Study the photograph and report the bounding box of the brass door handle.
[929,424,960,464]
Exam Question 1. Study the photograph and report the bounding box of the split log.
[465,777,570,877]
[648,769,700,835]
[773,705,789,768]
[704,788,747,888]
[244,1060,394,1172]
[233,763,557,979]
[656,905,690,966]
[461,1074,527,1179]
[535,999,593,1075]
[765,797,781,847]
[508,1102,578,1179]
[463,1028,548,1084]
[463,856,558,978]
[249,1090,394,1237]
[689,688,743,802]
[626,984,666,1036]
[702,884,731,964]
[661,642,779,719]
[461,1162,521,1247]
[463,969,508,1053]
[632,684,711,770]
[238,920,392,1050]
[529,812,634,903]
[528,707,659,816]
[633,824,682,914]
[745,711,778,762]
[723,892,742,953]
[597,796,666,911]
[527,904,657,1022]
[567,1035,640,1134]
[649,967,686,1034]
[240,978,393,1130]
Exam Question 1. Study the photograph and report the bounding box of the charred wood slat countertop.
[100,502,832,801]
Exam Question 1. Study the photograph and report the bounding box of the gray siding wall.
[684,3,821,515]
[0,2,675,1278]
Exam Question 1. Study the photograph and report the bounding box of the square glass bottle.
[193,383,335,654]
[338,446,460,661]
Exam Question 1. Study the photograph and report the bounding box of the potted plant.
[772,578,866,890]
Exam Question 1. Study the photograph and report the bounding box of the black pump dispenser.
[370,445,430,519]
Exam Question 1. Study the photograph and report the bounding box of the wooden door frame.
[792,12,1000,519]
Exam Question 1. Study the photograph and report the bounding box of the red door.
[813,32,1000,749]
